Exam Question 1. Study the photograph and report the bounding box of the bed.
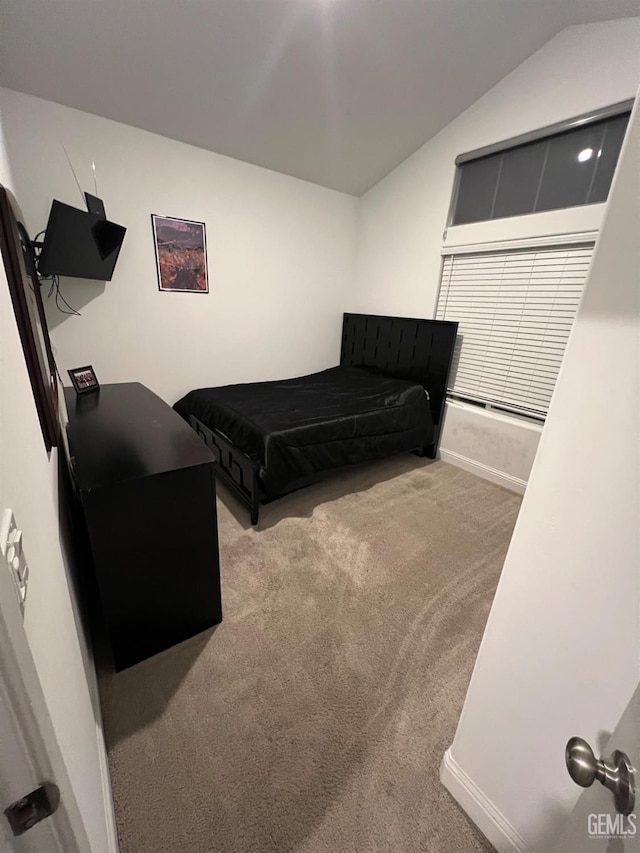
[174,313,457,524]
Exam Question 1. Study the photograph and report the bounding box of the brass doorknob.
[566,737,636,816]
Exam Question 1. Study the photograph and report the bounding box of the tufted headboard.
[340,312,458,453]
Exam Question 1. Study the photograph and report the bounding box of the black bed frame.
[190,313,458,525]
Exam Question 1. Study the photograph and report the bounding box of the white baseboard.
[87,655,119,852]
[440,749,530,853]
[96,715,119,852]
[439,449,527,495]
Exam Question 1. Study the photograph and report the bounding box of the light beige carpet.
[101,456,521,853]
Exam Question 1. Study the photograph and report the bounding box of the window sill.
[445,397,544,433]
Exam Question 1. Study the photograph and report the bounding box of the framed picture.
[0,186,59,450]
[68,365,99,395]
[151,215,208,293]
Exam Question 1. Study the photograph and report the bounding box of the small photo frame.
[68,365,100,395]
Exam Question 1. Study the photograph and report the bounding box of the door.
[552,684,639,852]
[0,545,90,851]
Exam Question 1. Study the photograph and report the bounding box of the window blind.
[435,244,594,419]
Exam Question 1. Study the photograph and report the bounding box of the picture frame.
[0,186,59,451]
[68,365,100,395]
[151,214,208,293]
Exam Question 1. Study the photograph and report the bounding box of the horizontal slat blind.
[436,244,594,419]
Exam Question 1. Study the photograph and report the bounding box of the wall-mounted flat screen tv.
[38,200,126,281]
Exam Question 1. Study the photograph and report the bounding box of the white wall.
[0,87,358,406]
[441,92,640,852]
[352,18,640,488]
[439,401,541,494]
[0,116,114,849]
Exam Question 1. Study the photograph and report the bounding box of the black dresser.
[64,382,222,671]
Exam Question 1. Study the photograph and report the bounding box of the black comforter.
[174,366,433,499]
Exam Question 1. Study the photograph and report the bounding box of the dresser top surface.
[64,382,214,491]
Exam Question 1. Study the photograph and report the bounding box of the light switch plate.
[0,508,28,612]
[0,508,12,557]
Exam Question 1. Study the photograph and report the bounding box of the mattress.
[173,366,434,499]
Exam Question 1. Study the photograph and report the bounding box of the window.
[438,102,631,421]
[451,109,630,226]
[435,243,594,420]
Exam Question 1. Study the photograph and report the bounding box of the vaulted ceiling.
[0,0,637,195]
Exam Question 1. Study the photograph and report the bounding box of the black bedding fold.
[174,366,434,499]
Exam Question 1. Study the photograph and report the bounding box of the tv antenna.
[61,143,86,206]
